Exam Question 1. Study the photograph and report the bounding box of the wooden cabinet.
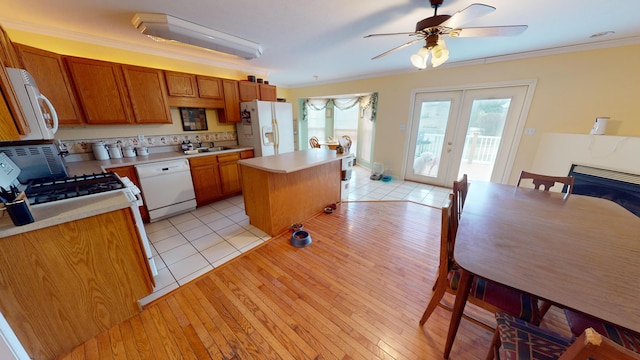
[259,84,277,101]
[15,44,85,125]
[189,150,252,206]
[121,65,172,124]
[65,57,133,125]
[218,152,242,194]
[165,71,224,109]
[165,71,198,97]
[0,25,29,140]
[197,76,223,99]
[238,81,259,102]
[189,155,223,206]
[106,165,150,222]
[218,79,241,123]
[0,208,153,359]
[65,57,172,125]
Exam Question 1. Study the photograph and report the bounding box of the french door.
[404,83,534,187]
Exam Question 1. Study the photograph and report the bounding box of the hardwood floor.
[58,201,569,359]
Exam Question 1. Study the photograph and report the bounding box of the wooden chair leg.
[486,328,501,360]
[539,300,553,319]
[420,280,446,326]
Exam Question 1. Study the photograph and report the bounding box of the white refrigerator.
[236,100,295,157]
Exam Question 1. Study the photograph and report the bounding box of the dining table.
[319,141,340,150]
[444,181,640,358]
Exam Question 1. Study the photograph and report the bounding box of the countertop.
[65,146,253,176]
[238,148,350,173]
[0,191,131,238]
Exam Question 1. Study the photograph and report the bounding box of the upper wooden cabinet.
[259,84,277,101]
[65,57,171,125]
[219,79,241,123]
[165,71,224,109]
[65,57,133,125]
[0,26,29,140]
[15,44,84,126]
[121,65,172,124]
[238,81,259,102]
[196,76,223,99]
[165,71,198,97]
[238,81,277,102]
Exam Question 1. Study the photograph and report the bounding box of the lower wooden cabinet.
[218,152,242,194]
[189,150,253,206]
[0,208,153,359]
[190,155,224,206]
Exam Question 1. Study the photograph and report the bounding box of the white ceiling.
[1,0,640,88]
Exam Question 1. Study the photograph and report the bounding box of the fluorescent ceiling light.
[131,13,263,60]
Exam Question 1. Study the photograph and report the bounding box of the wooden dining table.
[319,141,340,150]
[444,181,640,358]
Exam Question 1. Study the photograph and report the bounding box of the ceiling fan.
[365,0,527,69]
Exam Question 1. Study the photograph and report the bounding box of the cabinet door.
[106,165,150,223]
[218,153,242,195]
[196,76,223,99]
[122,65,172,124]
[259,84,277,101]
[16,44,84,125]
[189,156,223,206]
[165,71,198,97]
[0,25,21,68]
[219,79,241,123]
[238,81,259,102]
[65,57,133,124]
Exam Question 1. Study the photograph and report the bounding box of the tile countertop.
[65,146,254,176]
[0,191,131,238]
[238,148,350,174]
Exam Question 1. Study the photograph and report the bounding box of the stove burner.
[25,172,125,205]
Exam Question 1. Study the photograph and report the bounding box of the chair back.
[558,327,640,360]
[452,174,468,223]
[341,135,352,151]
[439,194,456,279]
[517,170,574,194]
[309,136,320,148]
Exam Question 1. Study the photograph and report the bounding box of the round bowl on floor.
[291,230,312,248]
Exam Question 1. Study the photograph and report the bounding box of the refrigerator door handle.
[273,118,280,155]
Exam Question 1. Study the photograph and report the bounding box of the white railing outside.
[415,133,501,164]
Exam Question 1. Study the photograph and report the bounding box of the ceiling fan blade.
[451,25,528,37]
[365,32,418,38]
[371,38,423,60]
[439,3,495,29]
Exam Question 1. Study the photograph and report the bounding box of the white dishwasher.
[135,158,196,222]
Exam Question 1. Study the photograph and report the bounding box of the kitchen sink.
[184,146,230,155]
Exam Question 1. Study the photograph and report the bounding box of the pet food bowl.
[291,230,312,248]
[323,207,334,214]
[291,223,304,232]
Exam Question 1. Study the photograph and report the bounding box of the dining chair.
[419,194,541,333]
[516,170,575,194]
[309,136,320,148]
[564,309,640,353]
[451,174,468,238]
[489,311,640,360]
[516,170,574,317]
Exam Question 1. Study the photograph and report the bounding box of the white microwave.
[6,68,58,141]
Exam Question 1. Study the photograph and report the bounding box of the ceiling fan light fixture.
[430,39,449,67]
[131,13,263,60]
[410,47,430,69]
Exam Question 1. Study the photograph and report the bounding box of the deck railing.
[415,133,501,164]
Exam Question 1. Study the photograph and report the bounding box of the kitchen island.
[239,149,345,236]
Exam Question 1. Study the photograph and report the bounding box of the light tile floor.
[140,165,451,305]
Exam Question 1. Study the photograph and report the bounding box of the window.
[306,107,326,141]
